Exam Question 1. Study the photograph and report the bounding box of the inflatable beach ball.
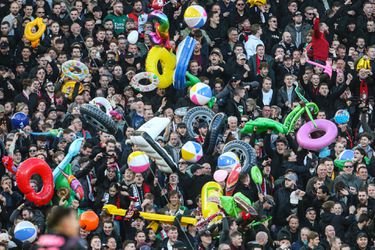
[181,141,203,163]
[14,221,37,242]
[11,112,29,130]
[190,82,212,105]
[128,151,150,173]
[184,5,207,29]
[79,210,99,231]
[334,109,350,124]
[217,152,240,171]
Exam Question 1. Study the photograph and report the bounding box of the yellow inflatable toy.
[201,182,223,221]
[61,81,84,100]
[24,18,46,48]
[102,204,197,225]
[247,0,267,7]
[356,56,371,71]
[145,47,176,89]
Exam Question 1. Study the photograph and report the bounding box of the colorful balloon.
[128,151,150,173]
[217,152,240,171]
[181,141,203,163]
[213,169,228,182]
[184,5,207,28]
[14,221,37,243]
[127,30,139,44]
[190,82,212,105]
[11,112,29,129]
[79,211,99,231]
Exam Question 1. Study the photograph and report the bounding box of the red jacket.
[312,18,329,62]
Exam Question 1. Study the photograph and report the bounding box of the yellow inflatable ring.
[146,46,176,89]
[61,81,83,100]
[24,18,46,47]
[130,72,160,92]
[201,181,223,222]
[61,60,89,81]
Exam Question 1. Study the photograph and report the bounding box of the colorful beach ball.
[14,221,37,242]
[217,152,240,171]
[11,112,29,129]
[181,141,203,163]
[334,149,354,170]
[190,82,212,105]
[184,5,207,29]
[128,151,150,173]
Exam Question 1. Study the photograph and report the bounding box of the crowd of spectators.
[0,0,374,249]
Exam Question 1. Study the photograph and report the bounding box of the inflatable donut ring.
[130,72,160,92]
[173,36,196,90]
[296,119,338,151]
[2,156,17,174]
[146,47,176,89]
[62,60,89,81]
[61,81,84,100]
[201,181,222,221]
[16,158,54,206]
[90,97,113,115]
[24,18,46,48]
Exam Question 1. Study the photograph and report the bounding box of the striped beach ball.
[14,221,37,242]
[190,82,212,105]
[128,151,150,173]
[217,152,240,171]
[184,5,207,29]
[181,141,203,163]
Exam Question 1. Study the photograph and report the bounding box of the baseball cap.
[156,136,166,143]
[177,122,187,129]
[278,234,291,242]
[237,53,247,60]
[190,164,203,174]
[125,52,134,59]
[293,11,302,17]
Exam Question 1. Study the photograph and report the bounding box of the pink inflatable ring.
[296,119,338,151]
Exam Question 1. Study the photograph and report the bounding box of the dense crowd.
[0,0,375,249]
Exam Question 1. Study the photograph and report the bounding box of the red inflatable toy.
[2,156,17,174]
[16,158,54,206]
[225,164,241,196]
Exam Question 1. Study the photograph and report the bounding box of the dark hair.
[47,206,75,230]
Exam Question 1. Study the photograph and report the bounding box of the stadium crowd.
[0,0,375,249]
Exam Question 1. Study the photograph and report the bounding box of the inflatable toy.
[79,211,99,231]
[103,204,197,225]
[146,47,176,89]
[297,119,338,151]
[14,221,37,242]
[61,80,84,100]
[130,72,160,92]
[223,140,257,175]
[183,107,215,138]
[11,112,29,130]
[61,60,89,81]
[90,97,113,115]
[55,164,82,206]
[80,104,117,134]
[149,11,171,49]
[213,169,228,182]
[24,18,46,48]
[127,30,138,44]
[217,152,240,171]
[241,117,287,135]
[186,72,201,87]
[181,141,203,163]
[30,128,62,137]
[58,168,84,200]
[306,59,332,78]
[128,151,150,173]
[16,158,54,206]
[203,113,227,155]
[151,0,164,10]
[130,117,177,173]
[201,182,223,220]
[190,82,212,105]
[334,109,350,124]
[247,0,267,7]
[356,56,371,71]
[2,156,17,174]
[173,36,196,89]
[251,166,263,193]
[220,192,253,217]
[226,164,241,196]
[334,149,355,170]
[53,138,83,181]
[184,5,207,28]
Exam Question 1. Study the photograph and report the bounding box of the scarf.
[360,79,369,101]
[131,184,144,207]
[256,55,261,74]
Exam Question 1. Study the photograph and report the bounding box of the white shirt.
[262,89,273,105]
